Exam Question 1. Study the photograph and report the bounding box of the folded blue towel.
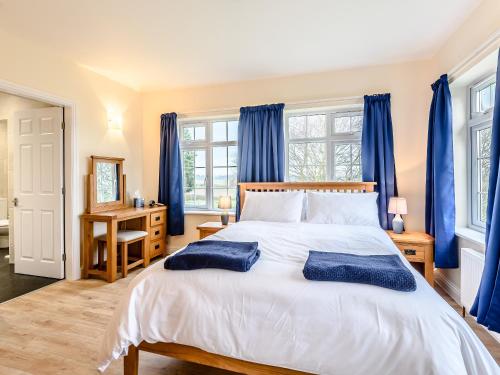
[303,251,416,292]
[164,240,260,272]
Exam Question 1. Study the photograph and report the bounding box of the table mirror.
[87,156,126,213]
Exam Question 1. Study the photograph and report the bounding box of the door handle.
[12,198,18,207]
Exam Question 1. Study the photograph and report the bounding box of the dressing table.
[81,156,167,283]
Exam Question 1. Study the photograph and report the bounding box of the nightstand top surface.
[386,230,434,244]
[197,221,232,230]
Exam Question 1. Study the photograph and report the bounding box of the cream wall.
[0,30,144,279]
[142,60,434,250]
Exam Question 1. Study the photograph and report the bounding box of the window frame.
[467,74,495,231]
[179,116,238,212]
[284,108,363,182]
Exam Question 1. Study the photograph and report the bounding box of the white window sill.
[185,210,235,217]
[455,227,485,246]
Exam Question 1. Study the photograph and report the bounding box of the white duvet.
[99,221,499,374]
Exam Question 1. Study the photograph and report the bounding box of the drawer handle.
[155,230,160,236]
[404,249,416,256]
[155,244,160,250]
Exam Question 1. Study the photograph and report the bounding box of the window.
[180,119,238,211]
[286,110,363,182]
[469,76,495,229]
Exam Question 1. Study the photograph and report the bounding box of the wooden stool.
[95,230,148,278]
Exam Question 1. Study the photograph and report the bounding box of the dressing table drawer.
[150,211,165,226]
[150,240,165,258]
[150,225,165,242]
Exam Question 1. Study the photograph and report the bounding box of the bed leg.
[124,345,139,375]
[462,306,466,318]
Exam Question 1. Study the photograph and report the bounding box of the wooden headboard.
[238,181,376,214]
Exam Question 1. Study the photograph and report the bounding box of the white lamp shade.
[388,197,407,215]
[218,196,232,210]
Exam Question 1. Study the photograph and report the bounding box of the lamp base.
[392,214,404,234]
[220,214,229,226]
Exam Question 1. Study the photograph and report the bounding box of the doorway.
[0,92,63,302]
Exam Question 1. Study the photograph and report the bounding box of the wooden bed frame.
[124,181,376,375]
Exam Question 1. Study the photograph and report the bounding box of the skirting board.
[435,270,500,344]
[435,270,460,303]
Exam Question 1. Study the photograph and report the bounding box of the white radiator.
[460,248,485,312]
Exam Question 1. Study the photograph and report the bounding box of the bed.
[98,182,499,375]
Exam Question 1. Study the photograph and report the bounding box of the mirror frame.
[87,155,127,213]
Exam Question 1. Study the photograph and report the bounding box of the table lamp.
[218,196,232,225]
[388,197,407,234]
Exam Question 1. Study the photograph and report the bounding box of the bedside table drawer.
[396,243,426,262]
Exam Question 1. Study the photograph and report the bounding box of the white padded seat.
[96,230,148,243]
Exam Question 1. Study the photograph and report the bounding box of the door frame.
[0,79,79,280]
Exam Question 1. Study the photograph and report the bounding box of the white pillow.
[306,192,380,227]
[240,191,304,223]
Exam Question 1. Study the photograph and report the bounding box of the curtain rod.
[448,29,500,84]
[177,95,363,118]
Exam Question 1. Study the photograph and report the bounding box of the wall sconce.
[108,109,123,130]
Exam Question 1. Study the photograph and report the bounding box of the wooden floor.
[0,270,498,375]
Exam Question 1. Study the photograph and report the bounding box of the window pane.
[194,150,205,168]
[351,116,363,132]
[183,150,195,169]
[184,189,195,207]
[479,158,490,193]
[334,117,351,133]
[288,142,326,181]
[335,144,351,164]
[228,121,238,141]
[183,168,195,188]
[213,146,227,167]
[213,121,227,142]
[334,143,361,182]
[480,193,488,223]
[195,188,206,207]
[194,126,205,141]
[478,127,491,158]
[228,146,238,166]
[194,168,206,188]
[228,166,237,187]
[307,115,326,138]
[480,86,492,112]
[352,144,361,164]
[183,127,194,141]
[213,167,228,188]
[289,116,306,139]
[305,142,326,165]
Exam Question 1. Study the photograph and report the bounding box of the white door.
[13,107,64,279]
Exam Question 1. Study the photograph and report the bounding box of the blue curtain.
[425,74,457,268]
[236,103,285,220]
[158,112,184,235]
[471,50,500,332]
[361,93,398,229]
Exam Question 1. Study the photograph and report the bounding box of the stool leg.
[97,241,104,269]
[141,239,146,268]
[122,243,128,278]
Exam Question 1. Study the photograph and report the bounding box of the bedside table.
[386,231,435,287]
[197,222,231,239]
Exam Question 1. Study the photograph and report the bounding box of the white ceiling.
[0,0,481,91]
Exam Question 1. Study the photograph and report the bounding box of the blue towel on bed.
[164,240,260,272]
[303,251,416,292]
